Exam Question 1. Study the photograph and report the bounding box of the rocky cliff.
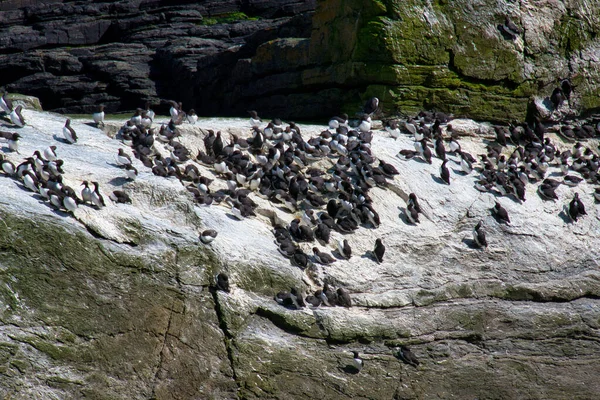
[3,0,600,121]
[0,100,600,399]
[0,0,315,115]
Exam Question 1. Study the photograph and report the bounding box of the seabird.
[43,145,57,162]
[396,346,420,368]
[440,160,450,184]
[329,113,348,130]
[200,229,218,244]
[248,110,262,127]
[407,203,420,224]
[338,239,352,260]
[473,221,487,248]
[337,288,352,307]
[215,272,230,292]
[93,105,105,127]
[90,181,106,208]
[186,109,198,124]
[312,247,336,265]
[116,148,132,166]
[9,105,25,127]
[492,201,510,224]
[81,180,93,204]
[351,351,363,372]
[568,192,586,222]
[373,238,385,263]
[0,93,13,114]
[363,96,379,115]
[63,119,78,144]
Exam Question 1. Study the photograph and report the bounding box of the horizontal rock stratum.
[0,102,599,399]
[2,0,600,121]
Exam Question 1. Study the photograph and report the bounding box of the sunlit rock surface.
[0,106,599,399]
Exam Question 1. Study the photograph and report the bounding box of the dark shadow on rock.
[462,238,482,249]
[108,176,129,186]
[340,365,361,375]
[558,209,572,224]
[430,173,447,185]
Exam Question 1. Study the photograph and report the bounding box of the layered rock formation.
[3,0,600,121]
[0,0,315,114]
[0,104,599,398]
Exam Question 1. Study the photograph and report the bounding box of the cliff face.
[0,0,315,114]
[2,0,600,121]
[0,103,600,399]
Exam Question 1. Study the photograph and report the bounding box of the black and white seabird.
[186,109,198,125]
[408,193,421,214]
[312,247,336,265]
[248,110,262,127]
[0,93,13,114]
[91,181,106,208]
[351,351,363,372]
[93,105,105,127]
[10,105,25,127]
[473,221,487,248]
[63,119,78,144]
[116,148,132,166]
[363,96,379,115]
[373,238,385,263]
[568,193,586,222]
[396,345,420,368]
[124,164,138,180]
[407,203,420,224]
[492,201,510,224]
[43,145,57,162]
[81,180,93,204]
[200,229,218,244]
[338,239,352,260]
[215,272,230,292]
[440,160,450,184]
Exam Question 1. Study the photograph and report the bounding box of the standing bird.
[0,93,13,114]
[338,239,352,260]
[187,109,198,125]
[90,181,106,208]
[406,203,420,224]
[248,110,262,127]
[351,351,363,372]
[568,193,586,222]
[492,201,510,224]
[44,145,58,161]
[81,180,93,205]
[440,160,450,184]
[408,193,422,214]
[435,136,446,160]
[363,97,379,115]
[373,238,385,263]
[215,272,230,292]
[336,288,352,307]
[10,105,25,127]
[473,220,487,248]
[63,119,78,144]
[92,105,105,127]
[124,164,138,180]
[200,229,218,244]
[116,148,132,166]
[396,346,420,368]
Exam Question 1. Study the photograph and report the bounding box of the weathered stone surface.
[0,103,600,398]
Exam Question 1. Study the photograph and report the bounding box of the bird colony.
[1,87,599,370]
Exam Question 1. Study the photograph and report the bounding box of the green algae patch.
[0,211,231,397]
